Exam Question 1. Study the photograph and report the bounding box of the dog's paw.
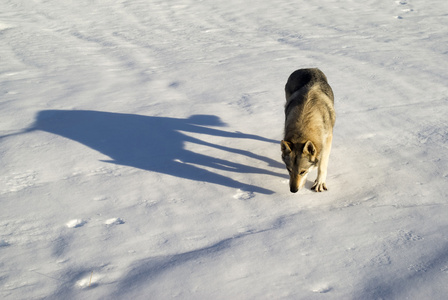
[312,180,327,192]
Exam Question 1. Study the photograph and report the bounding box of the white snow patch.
[312,284,333,294]
[233,189,255,200]
[104,218,125,225]
[76,272,102,289]
[65,219,86,228]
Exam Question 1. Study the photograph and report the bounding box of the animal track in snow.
[381,230,423,249]
[397,230,423,243]
[66,219,86,228]
[408,262,429,273]
[2,171,38,194]
[370,252,392,266]
[237,94,253,114]
[1,218,51,245]
[394,0,414,19]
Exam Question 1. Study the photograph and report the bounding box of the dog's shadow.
[31,110,284,194]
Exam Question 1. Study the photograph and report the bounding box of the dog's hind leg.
[312,134,333,192]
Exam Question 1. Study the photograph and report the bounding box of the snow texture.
[1,0,448,299]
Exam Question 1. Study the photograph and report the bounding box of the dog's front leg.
[312,134,332,192]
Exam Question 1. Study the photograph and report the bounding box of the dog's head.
[281,140,318,193]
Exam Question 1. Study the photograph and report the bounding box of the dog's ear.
[281,140,293,155]
[303,140,316,156]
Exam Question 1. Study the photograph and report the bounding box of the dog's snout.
[289,176,300,193]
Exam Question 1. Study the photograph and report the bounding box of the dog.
[281,68,335,193]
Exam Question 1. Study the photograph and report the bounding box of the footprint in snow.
[66,219,86,228]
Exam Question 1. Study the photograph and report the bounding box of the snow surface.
[1,0,448,299]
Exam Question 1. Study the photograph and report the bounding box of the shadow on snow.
[30,110,284,194]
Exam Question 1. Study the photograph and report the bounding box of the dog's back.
[284,68,335,140]
[285,68,334,102]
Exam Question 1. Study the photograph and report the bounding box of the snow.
[1,0,448,298]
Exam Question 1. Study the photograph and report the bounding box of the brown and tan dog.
[281,68,336,193]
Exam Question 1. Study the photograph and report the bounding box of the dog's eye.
[299,170,306,175]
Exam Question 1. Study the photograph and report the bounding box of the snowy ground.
[1,0,448,299]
